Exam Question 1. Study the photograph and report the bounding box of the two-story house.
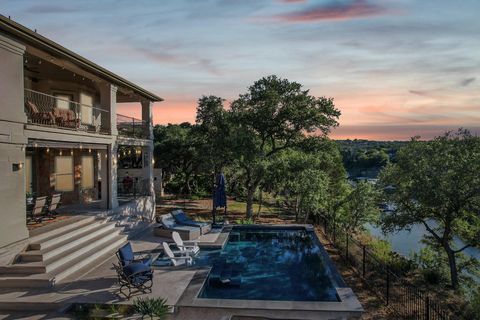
[0,15,162,250]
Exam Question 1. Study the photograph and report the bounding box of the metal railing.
[320,217,455,319]
[117,176,151,199]
[24,89,109,134]
[116,114,149,139]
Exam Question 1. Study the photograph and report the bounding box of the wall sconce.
[12,163,23,172]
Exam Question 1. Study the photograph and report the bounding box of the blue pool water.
[196,227,340,302]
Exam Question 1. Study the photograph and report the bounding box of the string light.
[88,148,92,153]
[46,147,49,153]
[59,150,63,156]
[70,149,73,155]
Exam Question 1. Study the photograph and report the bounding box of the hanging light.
[70,149,73,155]
[46,147,50,153]
[59,150,63,156]
[88,148,92,153]
[79,144,83,150]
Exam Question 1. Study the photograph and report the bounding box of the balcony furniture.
[25,101,55,125]
[171,231,200,255]
[46,194,61,218]
[162,242,192,267]
[154,214,200,241]
[116,242,153,267]
[113,262,153,298]
[171,209,211,235]
[28,196,48,224]
[53,108,80,129]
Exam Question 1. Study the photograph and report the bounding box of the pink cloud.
[276,0,391,22]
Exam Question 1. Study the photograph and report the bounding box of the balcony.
[24,89,109,134]
[116,114,149,139]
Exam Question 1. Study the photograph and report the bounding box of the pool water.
[197,227,339,302]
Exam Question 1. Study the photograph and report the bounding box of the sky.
[2,0,480,140]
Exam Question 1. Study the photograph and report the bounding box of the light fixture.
[46,147,50,153]
[88,148,92,153]
[152,159,155,165]
[79,144,83,150]
[59,150,63,156]
[73,73,76,77]
[38,60,41,65]
[24,58,28,63]
[70,149,73,155]
[12,163,23,172]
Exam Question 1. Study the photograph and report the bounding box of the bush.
[235,218,254,225]
[133,297,169,320]
[412,247,448,285]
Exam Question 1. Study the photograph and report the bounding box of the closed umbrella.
[212,173,227,224]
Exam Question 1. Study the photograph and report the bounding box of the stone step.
[0,301,62,312]
[0,233,126,288]
[19,222,117,262]
[53,233,127,283]
[29,217,103,251]
[28,216,97,244]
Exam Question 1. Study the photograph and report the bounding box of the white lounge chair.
[162,242,192,267]
[172,231,200,255]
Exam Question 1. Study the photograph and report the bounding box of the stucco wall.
[0,33,29,248]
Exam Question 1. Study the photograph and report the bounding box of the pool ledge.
[176,269,364,320]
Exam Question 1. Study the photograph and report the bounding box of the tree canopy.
[379,129,480,289]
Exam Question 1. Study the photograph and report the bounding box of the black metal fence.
[320,218,454,320]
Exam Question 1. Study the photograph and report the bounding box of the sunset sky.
[3,0,480,140]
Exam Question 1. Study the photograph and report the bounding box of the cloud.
[409,90,429,96]
[274,0,392,23]
[278,0,306,3]
[460,77,476,87]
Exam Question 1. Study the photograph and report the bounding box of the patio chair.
[113,262,153,299]
[171,209,211,234]
[116,242,153,267]
[24,100,55,125]
[45,194,61,218]
[29,196,48,223]
[172,231,200,255]
[162,242,192,267]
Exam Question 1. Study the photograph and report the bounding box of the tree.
[229,75,341,217]
[153,123,203,195]
[338,181,379,234]
[379,129,480,289]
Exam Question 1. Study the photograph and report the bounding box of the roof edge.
[0,14,163,102]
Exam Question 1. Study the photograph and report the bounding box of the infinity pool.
[196,226,340,302]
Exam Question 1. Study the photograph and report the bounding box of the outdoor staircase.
[0,216,127,288]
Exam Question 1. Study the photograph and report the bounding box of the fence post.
[386,270,390,306]
[362,245,366,278]
[425,296,430,320]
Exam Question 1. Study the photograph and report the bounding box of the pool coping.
[175,224,364,318]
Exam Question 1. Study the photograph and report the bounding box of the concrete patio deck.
[0,224,227,319]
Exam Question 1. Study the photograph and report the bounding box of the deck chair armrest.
[183,240,199,246]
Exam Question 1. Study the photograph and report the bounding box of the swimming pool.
[195,226,340,302]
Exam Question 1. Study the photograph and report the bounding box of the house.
[0,14,162,249]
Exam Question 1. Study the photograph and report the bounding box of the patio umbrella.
[212,173,227,224]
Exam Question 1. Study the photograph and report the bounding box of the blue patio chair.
[113,262,153,298]
[116,242,153,267]
[171,210,211,234]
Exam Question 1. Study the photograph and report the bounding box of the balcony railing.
[117,176,151,199]
[24,89,109,134]
[116,113,149,139]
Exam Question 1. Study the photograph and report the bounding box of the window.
[55,94,72,110]
[81,156,94,189]
[55,156,74,191]
[80,93,93,125]
[25,156,32,194]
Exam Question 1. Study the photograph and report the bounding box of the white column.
[100,84,118,136]
[108,141,119,210]
[141,100,155,220]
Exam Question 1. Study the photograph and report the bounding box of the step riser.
[0,302,60,311]
[28,216,97,244]
[45,229,121,273]
[54,236,127,283]
[44,223,116,261]
[0,278,52,288]
[31,220,106,251]
[0,266,45,275]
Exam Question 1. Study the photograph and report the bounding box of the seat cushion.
[123,262,151,277]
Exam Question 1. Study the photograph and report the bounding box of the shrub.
[133,297,169,320]
[412,247,448,285]
[235,218,254,225]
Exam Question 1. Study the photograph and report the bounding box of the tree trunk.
[445,246,459,290]
[257,190,263,218]
[246,186,255,219]
[304,210,309,224]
